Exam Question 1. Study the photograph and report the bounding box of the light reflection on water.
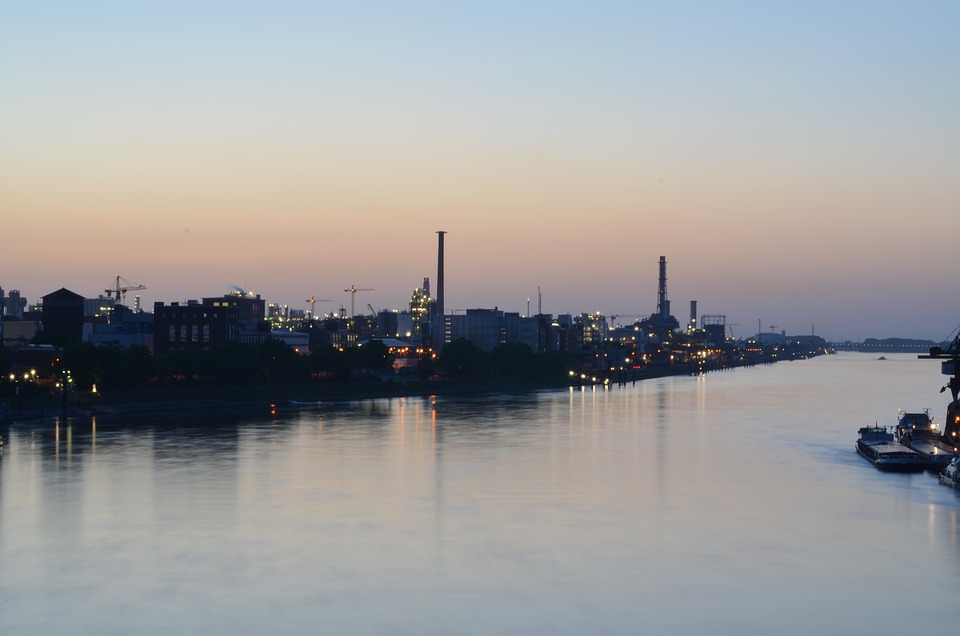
[0,353,958,635]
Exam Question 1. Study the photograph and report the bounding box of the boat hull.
[856,441,927,472]
[938,473,960,489]
[939,458,960,489]
[895,410,957,470]
[905,439,957,470]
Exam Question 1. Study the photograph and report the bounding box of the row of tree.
[1,338,577,395]
[58,339,395,391]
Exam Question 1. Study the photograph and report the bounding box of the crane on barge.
[919,335,960,446]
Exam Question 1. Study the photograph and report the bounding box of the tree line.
[1,337,576,394]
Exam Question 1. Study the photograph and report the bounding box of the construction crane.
[918,335,960,443]
[104,275,147,306]
[609,314,645,328]
[305,295,332,320]
[367,303,381,316]
[344,285,375,317]
[727,323,740,339]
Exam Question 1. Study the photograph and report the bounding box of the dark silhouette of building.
[428,231,447,349]
[657,255,670,319]
[641,256,679,340]
[435,231,446,320]
[202,293,265,330]
[1,288,26,319]
[87,304,155,351]
[443,308,544,352]
[153,293,270,354]
[41,288,85,344]
[701,315,728,346]
[153,301,239,354]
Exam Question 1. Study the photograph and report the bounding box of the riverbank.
[5,376,576,423]
[2,356,799,424]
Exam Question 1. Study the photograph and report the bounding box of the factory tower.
[657,256,670,320]
[435,231,446,320]
[642,255,680,340]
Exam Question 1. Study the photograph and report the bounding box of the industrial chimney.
[657,256,670,319]
[435,231,446,320]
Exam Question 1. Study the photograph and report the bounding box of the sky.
[2,1,959,342]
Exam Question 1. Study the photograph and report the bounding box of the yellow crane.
[344,285,375,318]
[305,295,332,320]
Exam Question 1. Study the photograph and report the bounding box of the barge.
[856,425,927,472]
[895,410,958,470]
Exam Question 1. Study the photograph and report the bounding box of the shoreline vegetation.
[2,336,831,425]
[7,359,770,424]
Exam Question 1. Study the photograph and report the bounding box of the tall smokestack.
[436,231,446,319]
[657,256,669,319]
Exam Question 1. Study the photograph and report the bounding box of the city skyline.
[3,2,958,342]
[0,255,946,345]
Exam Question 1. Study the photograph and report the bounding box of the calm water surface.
[1,353,957,634]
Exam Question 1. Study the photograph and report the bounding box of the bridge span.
[830,342,939,353]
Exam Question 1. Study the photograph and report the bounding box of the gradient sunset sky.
[3,1,958,341]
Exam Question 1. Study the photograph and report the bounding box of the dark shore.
[3,364,710,424]
[5,377,574,424]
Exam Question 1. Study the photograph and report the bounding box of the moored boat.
[918,339,960,487]
[940,456,960,489]
[856,425,927,472]
[895,410,958,470]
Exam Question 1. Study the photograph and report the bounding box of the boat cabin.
[896,410,939,441]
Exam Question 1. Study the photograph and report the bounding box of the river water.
[0,352,957,635]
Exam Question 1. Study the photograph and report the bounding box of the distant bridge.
[830,342,939,354]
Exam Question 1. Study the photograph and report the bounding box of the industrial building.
[152,292,269,354]
[41,288,85,344]
[152,301,239,355]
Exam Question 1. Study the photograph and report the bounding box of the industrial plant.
[0,232,831,402]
